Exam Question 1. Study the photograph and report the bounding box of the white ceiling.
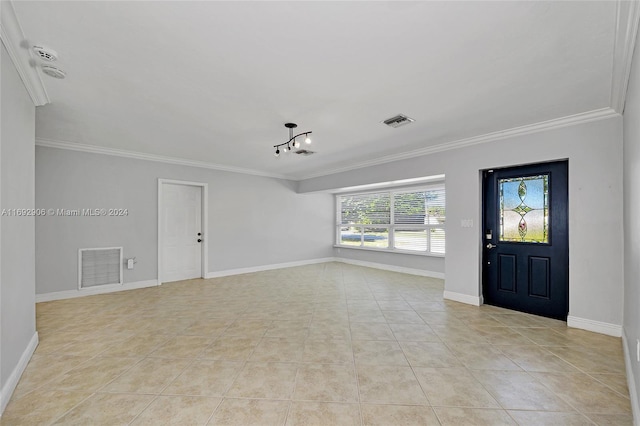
[8,1,624,180]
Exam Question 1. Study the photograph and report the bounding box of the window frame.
[335,184,445,257]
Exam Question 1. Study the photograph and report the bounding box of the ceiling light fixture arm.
[273,132,313,149]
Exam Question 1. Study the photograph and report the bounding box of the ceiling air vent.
[382,114,415,128]
[294,149,315,156]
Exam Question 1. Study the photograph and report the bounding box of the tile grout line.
[497,337,602,421]
[337,265,364,426]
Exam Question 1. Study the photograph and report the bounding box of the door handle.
[486,243,496,249]
[197,239,202,243]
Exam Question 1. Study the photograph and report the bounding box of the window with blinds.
[336,186,445,255]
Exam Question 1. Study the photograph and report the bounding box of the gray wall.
[35,146,334,294]
[1,43,37,397]
[300,116,625,328]
[623,28,640,418]
[335,247,444,276]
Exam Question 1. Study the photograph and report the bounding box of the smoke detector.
[32,45,58,62]
[41,65,66,79]
[382,114,415,128]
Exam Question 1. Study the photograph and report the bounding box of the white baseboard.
[567,315,623,337]
[623,330,640,426]
[1,332,38,415]
[443,290,482,306]
[35,279,159,303]
[206,258,337,279]
[336,258,445,279]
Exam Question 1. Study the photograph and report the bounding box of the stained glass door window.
[499,175,549,243]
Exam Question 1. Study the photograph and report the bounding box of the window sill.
[333,245,445,258]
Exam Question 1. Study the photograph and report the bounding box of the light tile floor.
[2,263,633,425]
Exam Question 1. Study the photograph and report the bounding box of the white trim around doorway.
[158,179,209,285]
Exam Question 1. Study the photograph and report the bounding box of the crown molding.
[297,107,620,181]
[35,138,291,180]
[610,0,640,114]
[0,0,49,106]
[38,108,618,183]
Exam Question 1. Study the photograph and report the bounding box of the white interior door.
[161,183,202,282]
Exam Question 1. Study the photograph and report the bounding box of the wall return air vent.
[382,114,415,128]
[78,247,123,290]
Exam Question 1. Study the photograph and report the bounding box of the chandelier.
[273,123,312,157]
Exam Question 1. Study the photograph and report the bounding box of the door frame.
[157,179,208,285]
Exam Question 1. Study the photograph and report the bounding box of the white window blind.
[337,186,445,255]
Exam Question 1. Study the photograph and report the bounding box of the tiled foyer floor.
[2,262,633,425]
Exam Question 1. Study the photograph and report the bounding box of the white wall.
[300,116,624,329]
[623,27,640,421]
[35,146,335,295]
[0,43,37,412]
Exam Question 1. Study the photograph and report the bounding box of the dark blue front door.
[482,161,568,320]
